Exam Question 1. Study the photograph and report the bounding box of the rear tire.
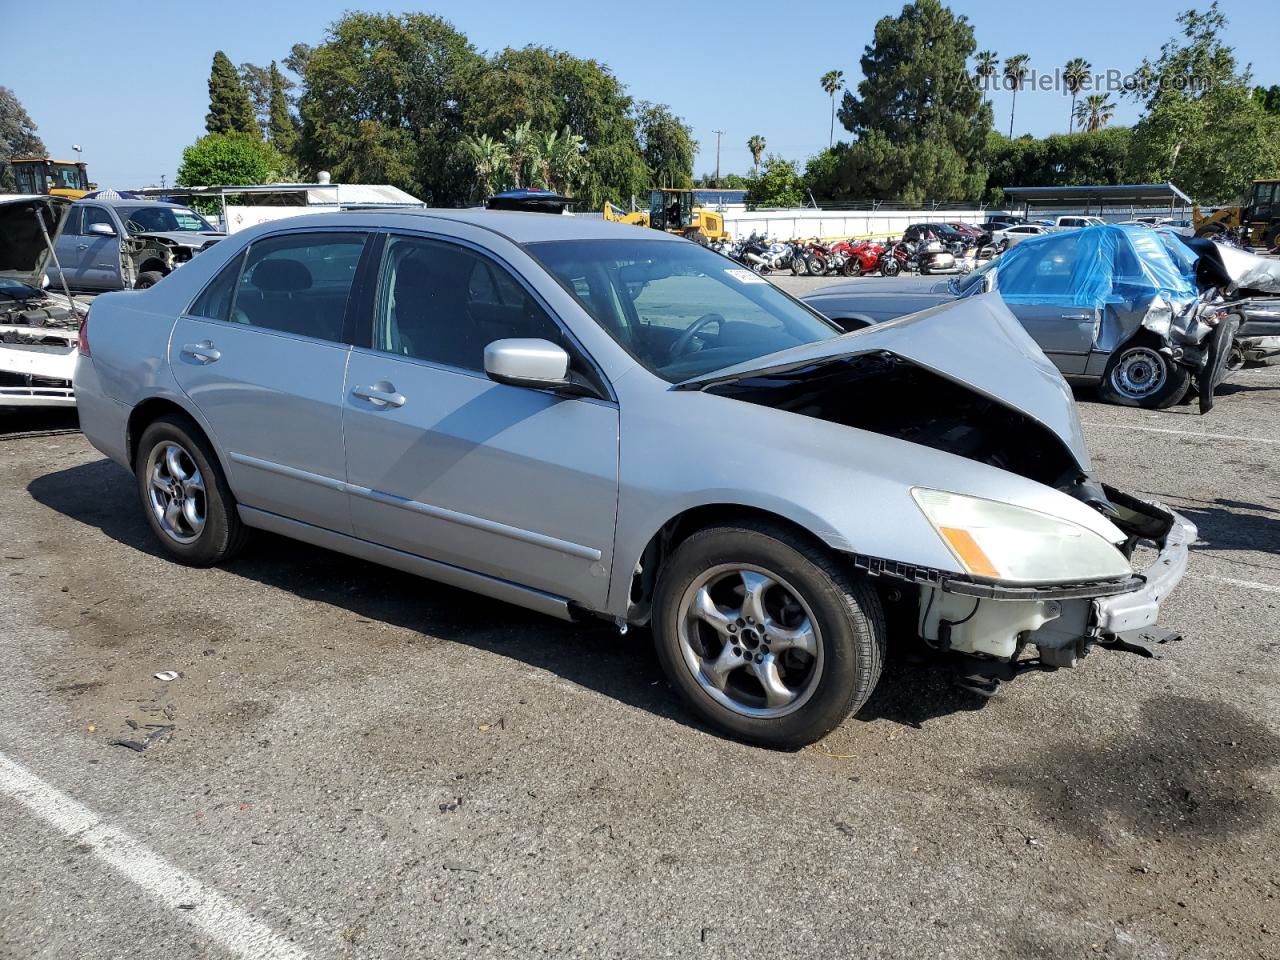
[652,521,885,749]
[1098,342,1191,409]
[134,414,249,565]
[806,256,825,276]
[842,259,862,277]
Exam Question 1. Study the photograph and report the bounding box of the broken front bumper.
[1092,506,1194,636]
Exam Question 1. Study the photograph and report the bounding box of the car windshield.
[118,206,213,235]
[531,239,840,382]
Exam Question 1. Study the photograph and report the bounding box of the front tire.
[134,270,166,289]
[880,258,900,277]
[135,414,249,565]
[652,521,885,748]
[1098,342,1191,409]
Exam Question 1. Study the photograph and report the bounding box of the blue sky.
[5,0,1277,191]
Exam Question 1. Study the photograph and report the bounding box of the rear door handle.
[351,382,406,408]
[181,341,221,364]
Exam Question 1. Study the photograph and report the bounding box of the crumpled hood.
[0,195,71,289]
[1192,240,1280,297]
[679,293,1092,472]
[134,230,224,249]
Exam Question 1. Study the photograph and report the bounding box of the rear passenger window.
[374,235,563,372]
[229,232,366,341]
[189,250,245,320]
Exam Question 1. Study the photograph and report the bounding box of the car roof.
[272,208,688,245]
[73,198,186,208]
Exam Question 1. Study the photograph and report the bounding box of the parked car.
[75,211,1191,746]
[992,223,1050,249]
[1050,216,1106,230]
[803,224,1245,411]
[982,214,1025,229]
[49,198,224,291]
[1,194,80,407]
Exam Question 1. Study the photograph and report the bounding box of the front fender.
[606,382,1121,619]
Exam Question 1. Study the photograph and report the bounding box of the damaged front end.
[680,294,1192,693]
[1,195,80,407]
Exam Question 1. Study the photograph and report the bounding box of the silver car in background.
[74,210,1191,747]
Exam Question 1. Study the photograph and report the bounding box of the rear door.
[341,231,619,609]
[170,229,371,533]
[996,231,1095,375]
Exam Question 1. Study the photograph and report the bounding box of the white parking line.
[1204,575,1280,595]
[0,753,309,960]
[1080,421,1280,445]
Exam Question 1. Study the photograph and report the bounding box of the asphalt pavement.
[1,286,1278,959]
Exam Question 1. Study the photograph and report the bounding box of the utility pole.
[712,130,725,188]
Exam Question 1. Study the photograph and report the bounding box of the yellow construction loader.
[603,189,728,243]
[1194,178,1280,249]
[8,158,91,199]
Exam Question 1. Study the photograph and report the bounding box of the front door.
[342,233,619,609]
[78,205,125,289]
[170,230,369,532]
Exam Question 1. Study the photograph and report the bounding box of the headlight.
[912,488,1132,584]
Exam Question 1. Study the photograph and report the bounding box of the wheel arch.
[126,396,228,478]
[620,502,841,626]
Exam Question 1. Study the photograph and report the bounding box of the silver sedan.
[74,210,1191,747]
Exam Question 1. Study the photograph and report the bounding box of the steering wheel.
[669,313,724,361]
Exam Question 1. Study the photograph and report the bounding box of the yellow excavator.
[604,189,728,243]
[1193,178,1280,250]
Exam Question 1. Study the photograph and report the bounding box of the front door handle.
[181,341,221,364]
[77,243,89,250]
[352,382,406,408]
[1061,313,1093,321]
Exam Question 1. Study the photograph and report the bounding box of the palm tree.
[458,133,510,199]
[974,50,999,108]
[747,135,766,177]
[820,70,844,147]
[502,121,538,189]
[544,127,584,195]
[1074,94,1116,132]
[1063,58,1091,134]
[1003,54,1030,137]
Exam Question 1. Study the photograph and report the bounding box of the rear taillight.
[77,308,91,357]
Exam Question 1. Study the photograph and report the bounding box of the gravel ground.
[1,309,1278,959]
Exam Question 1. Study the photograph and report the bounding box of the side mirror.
[484,338,570,390]
[87,221,116,237]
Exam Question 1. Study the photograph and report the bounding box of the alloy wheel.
[145,441,206,544]
[675,564,824,719]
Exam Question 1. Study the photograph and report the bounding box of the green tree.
[502,121,540,190]
[539,127,586,194]
[1074,94,1116,131]
[1002,53,1030,136]
[457,133,510,199]
[1128,3,1280,202]
[974,50,998,108]
[297,13,482,204]
[176,133,285,189]
[745,155,805,208]
[747,135,766,176]
[1253,84,1280,114]
[835,0,991,202]
[267,62,298,157]
[982,127,1132,203]
[0,86,46,191]
[1063,57,1091,133]
[820,69,844,147]
[464,45,648,208]
[635,102,696,188]
[206,51,258,136]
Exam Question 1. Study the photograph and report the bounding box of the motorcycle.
[829,239,885,277]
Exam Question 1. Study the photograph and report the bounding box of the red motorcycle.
[831,239,886,277]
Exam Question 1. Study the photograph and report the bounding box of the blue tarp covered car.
[805,225,1243,411]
